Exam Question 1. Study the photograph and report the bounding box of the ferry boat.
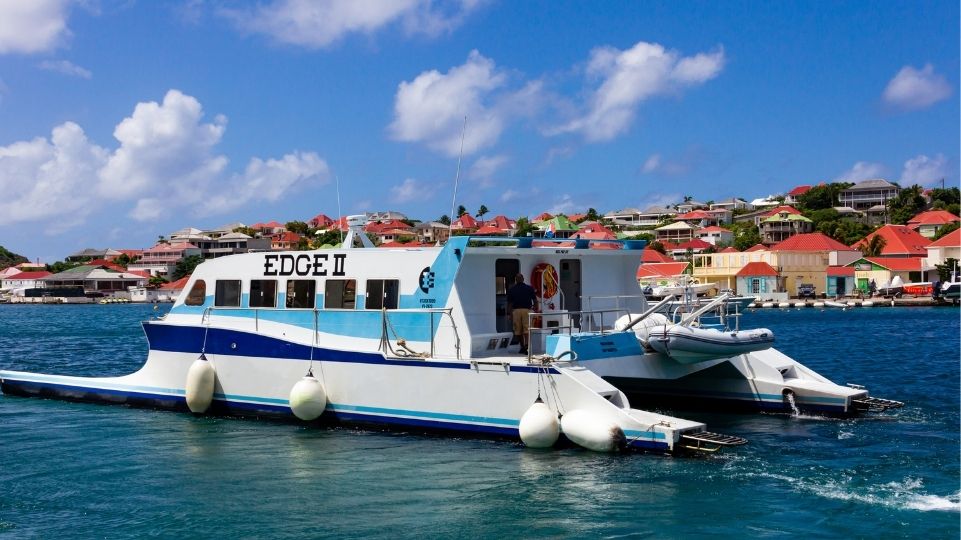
[0,218,746,454]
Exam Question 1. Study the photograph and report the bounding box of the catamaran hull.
[0,322,721,453]
[585,347,870,417]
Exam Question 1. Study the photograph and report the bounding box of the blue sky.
[0,0,957,262]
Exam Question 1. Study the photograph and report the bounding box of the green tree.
[149,275,168,286]
[934,221,960,240]
[113,253,140,268]
[171,255,204,281]
[438,215,451,225]
[649,241,666,254]
[47,261,81,273]
[233,226,258,237]
[729,222,762,251]
[929,187,960,207]
[0,245,28,269]
[296,237,311,251]
[312,230,344,248]
[862,235,887,257]
[585,208,601,222]
[798,183,852,211]
[456,205,467,217]
[476,205,489,219]
[888,184,926,224]
[936,257,959,282]
[513,217,535,237]
[286,221,309,235]
[157,235,169,245]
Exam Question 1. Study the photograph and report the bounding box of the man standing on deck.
[507,273,537,355]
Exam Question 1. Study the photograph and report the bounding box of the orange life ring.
[531,263,559,299]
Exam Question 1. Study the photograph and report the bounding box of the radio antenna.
[448,116,467,237]
[335,174,344,245]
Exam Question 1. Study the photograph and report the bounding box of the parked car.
[797,283,816,299]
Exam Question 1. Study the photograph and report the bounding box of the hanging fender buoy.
[560,409,626,452]
[185,354,216,414]
[518,398,559,448]
[289,374,327,421]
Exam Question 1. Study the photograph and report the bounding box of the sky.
[0,0,957,262]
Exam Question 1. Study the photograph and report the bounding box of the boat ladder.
[852,396,904,412]
[679,431,749,453]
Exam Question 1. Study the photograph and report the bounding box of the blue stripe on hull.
[616,387,850,416]
[142,322,557,374]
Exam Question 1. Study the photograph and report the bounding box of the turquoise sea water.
[0,304,958,538]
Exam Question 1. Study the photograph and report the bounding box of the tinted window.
[185,280,206,306]
[366,279,399,310]
[324,279,356,309]
[215,280,241,307]
[250,279,277,308]
[286,280,316,309]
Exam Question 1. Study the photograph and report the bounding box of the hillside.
[0,246,28,269]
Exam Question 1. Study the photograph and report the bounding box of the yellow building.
[693,233,861,297]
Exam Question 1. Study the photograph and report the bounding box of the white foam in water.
[742,472,960,513]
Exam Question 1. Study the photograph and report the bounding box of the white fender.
[560,409,625,452]
[289,375,327,421]
[518,399,559,448]
[185,357,216,413]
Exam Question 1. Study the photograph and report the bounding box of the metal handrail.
[524,307,637,361]
[199,305,463,359]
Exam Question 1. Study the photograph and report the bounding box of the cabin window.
[324,279,356,309]
[185,280,206,306]
[249,279,277,308]
[286,280,316,309]
[365,279,399,310]
[214,280,242,307]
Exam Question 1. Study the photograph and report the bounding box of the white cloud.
[555,41,725,141]
[224,0,481,49]
[390,177,434,203]
[0,89,329,229]
[500,189,519,203]
[882,64,952,111]
[547,194,577,215]
[0,122,107,226]
[543,145,574,167]
[468,154,508,187]
[99,90,229,209]
[639,152,691,176]
[389,50,540,157]
[0,0,70,54]
[901,154,949,186]
[203,152,329,217]
[835,161,887,183]
[637,192,682,211]
[38,59,91,79]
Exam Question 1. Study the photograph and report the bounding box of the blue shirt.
[507,282,537,310]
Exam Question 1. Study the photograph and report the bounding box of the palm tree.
[862,235,887,257]
[476,205,489,219]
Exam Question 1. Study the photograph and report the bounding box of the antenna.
[448,116,467,237]
[335,174,344,245]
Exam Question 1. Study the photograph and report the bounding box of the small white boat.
[824,301,847,308]
[646,324,774,364]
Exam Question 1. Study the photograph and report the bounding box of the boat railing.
[198,306,463,360]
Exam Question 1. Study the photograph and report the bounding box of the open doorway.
[495,259,520,333]
[560,259,581,326]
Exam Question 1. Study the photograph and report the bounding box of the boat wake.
[738,469,960,513]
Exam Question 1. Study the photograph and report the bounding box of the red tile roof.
[365,219,412,233]
[696,226,729,234]
[642,248,675,263]
[475,224,507,235]
[160,276,190,290]
[861,257,923,272]
[271,231,302,243]
[572,230,616,240]
[928,228,961,248]
[851,225,930,256]
[568,213,587,222]
[309,213,334,227]
[787,185,812,197]
[719,246,739,253]
[763,205,803,218]
[378,241,432,248]
[745,243,768,252]
[907,210,960,226]
[675,238,712,250]
[3,271,52,280]
[826,266,855,277]
[772,232,851,252]
[637,262,690,278]
[533,212,553,221]
[736,261,779,277]
[451,214,479,229]
[675,210,712,220]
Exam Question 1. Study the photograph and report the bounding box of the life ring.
[531,263,559,299]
